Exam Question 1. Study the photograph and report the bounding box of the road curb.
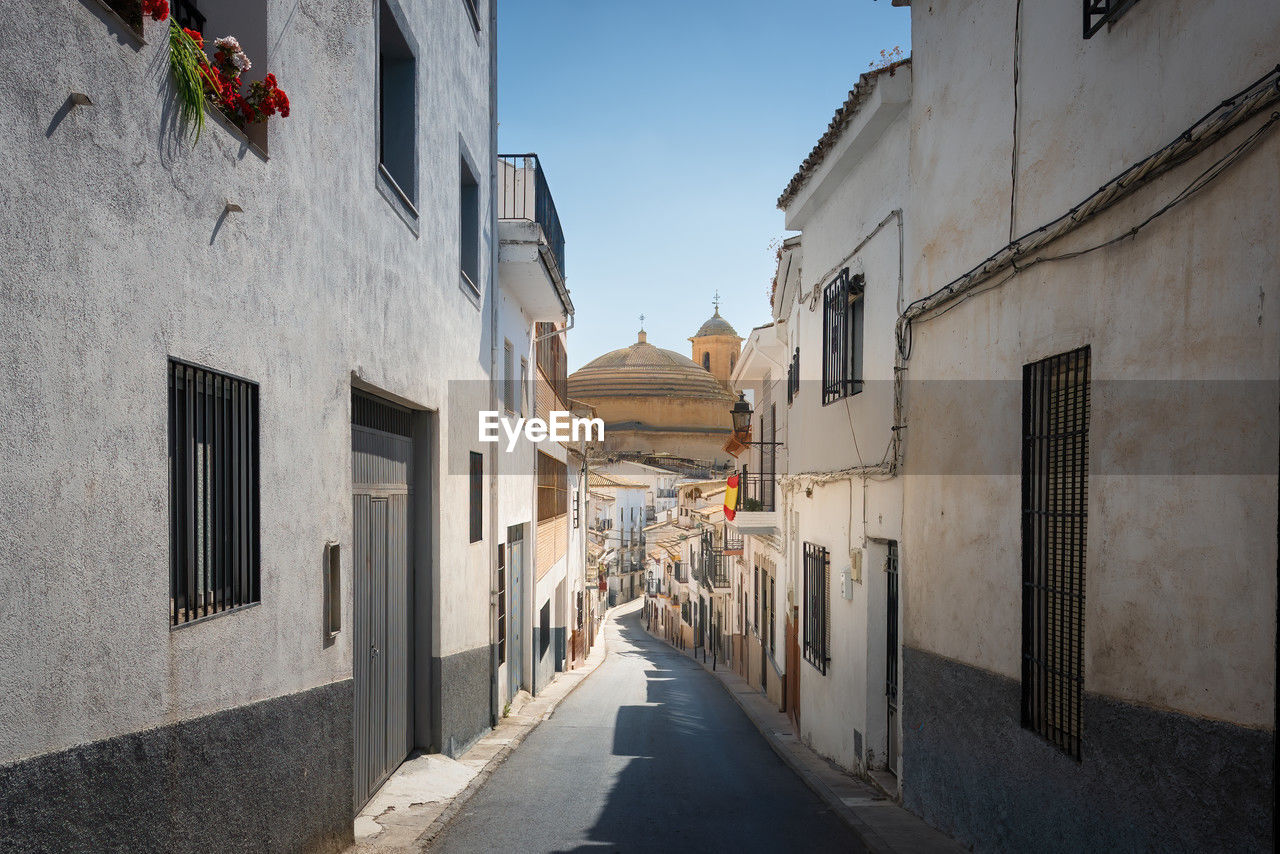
[413,604,623,851]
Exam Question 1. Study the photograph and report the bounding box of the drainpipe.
[486,0,500,730]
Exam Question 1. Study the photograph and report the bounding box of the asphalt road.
[430,605,864,853]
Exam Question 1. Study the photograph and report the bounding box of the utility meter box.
[841,550,862,599]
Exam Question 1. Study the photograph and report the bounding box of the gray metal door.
[507,525,524,698]
[352,394,413,811]
[886,541,900,775]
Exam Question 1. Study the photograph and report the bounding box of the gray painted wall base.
[902,647,1274,853]
[531,627,565,694]
[435,645,492,756]
[0,680,353,854]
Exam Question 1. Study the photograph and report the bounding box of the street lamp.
[730,392,784,446]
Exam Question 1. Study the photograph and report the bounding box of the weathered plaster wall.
[900,0,1278,843]
[0,0,494,772]
[903,0,1279,727]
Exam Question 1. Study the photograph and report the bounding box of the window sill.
[460,270,482,305]
[377,164,420,235]
[171,600,261,631]
[207,105,270,162]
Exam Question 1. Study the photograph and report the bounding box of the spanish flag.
[723,473,739,521]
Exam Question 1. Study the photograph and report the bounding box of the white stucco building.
[895,2,1277,850]
[0,0,502,849]
[493,153,579,706]
[731,60,911,780]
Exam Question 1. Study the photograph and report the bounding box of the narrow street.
[430,604,864,853]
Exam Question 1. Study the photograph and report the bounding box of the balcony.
[498,154,570,321]
[734,465,779,535]
[700,529,732,589]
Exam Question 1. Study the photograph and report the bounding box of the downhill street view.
[0,1,1276,853]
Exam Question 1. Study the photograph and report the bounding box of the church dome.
[568,331,736,402]
[693,308,739,338]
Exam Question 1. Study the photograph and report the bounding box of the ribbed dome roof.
[568,332,735,402]
[693,309,739,338]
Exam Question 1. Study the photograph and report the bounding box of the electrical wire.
[900,64,1280,329]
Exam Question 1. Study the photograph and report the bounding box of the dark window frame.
[377,0,419,218]
[822,268,865,405]
[469,451,484,543]
[461,0,481,32]
[460,154,481,295]
[787,347,800,404]
[168,359,260,627]
[803,542,830,673]
[1021,346,1090,760]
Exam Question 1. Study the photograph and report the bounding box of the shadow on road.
[557,610,857,854]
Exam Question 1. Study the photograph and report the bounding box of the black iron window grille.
[169,360,260,626]
[822,268,865,405]
[171,0,205,32]
[886,541,900,700]
[1021,346,1090,760]
[753,567,760,634]
[496,544,506,664]
[1083,0,1139,38]
[768,576,776,654]
[469,451,483,542]
[803,542,830,673]
[787,347,800,404]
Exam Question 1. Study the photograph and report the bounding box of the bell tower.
[689,295,742,389]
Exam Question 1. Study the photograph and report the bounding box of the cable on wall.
[897,63,1280,342]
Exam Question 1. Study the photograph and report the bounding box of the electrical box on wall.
[841,549,862,600]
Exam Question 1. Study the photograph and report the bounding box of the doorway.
[886,540,900,775]
[352,391,415,810]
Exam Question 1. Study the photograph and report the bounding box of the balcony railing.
[498,154,566,280]
[700,529,731,589]
[736,465,776,513]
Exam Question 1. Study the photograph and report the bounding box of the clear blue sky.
[497,1,910,371]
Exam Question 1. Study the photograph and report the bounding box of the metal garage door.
[352,391,413,811]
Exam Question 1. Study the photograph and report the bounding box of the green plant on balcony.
[740,498,764,512]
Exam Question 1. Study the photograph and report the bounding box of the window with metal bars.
[822,269,864,405]
[768,576,776,654]
[496,543,506,664]
[1021,346,1090,760]
[469,451,483,542]
[803,542,830,673]
[787,347,800,404]
[1083,0,1139,38]
[168,360,260,626]
[753,567,760,635]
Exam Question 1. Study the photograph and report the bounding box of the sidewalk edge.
[412,606,620,850]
